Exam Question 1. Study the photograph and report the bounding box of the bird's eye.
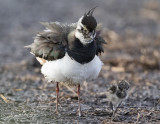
[81,27,84,31]
[78,29,82,33]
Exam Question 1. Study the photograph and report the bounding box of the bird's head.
[75,7,97,45]
[118,80,130,91]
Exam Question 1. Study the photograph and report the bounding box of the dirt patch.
[0,0,160,123]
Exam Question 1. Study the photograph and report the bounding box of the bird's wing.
[95,23,107,55]
[25,22,76,61]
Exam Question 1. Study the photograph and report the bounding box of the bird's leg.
[114,102,121,115]
[77,84,82,116]
[111,108,116,121]
[109,101,116,122]
[109,102,114,112]
[109,102,116,123]
[111,102,122,121]
[56,82,59,114]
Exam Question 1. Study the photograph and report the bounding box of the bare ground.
[0,0,160,123]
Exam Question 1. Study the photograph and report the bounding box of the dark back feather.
[95,36,107,55]
[94,24,107,55]
[25,22,76,60]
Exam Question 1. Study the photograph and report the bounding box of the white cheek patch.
[75,31,85,42]
[75,31,82,39]
[79,23,84,28]
[75,30,94,45]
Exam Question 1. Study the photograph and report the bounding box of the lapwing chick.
[25,7,106,116]
[106,80,130,119]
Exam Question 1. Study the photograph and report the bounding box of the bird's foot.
[54,109,60,115]
[77,108,82,117]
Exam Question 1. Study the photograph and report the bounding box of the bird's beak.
[91,31,96,40]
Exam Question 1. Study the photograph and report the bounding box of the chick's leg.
[111,102,122,121]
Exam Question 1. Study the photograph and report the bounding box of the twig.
[0,94,10,103]
[135,112,141,124]
[61,83,77,96]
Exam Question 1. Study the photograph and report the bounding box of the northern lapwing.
[25,7,106,116]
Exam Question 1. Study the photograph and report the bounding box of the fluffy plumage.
[25,22,106,62]
[106,80,130,120]
[106,80,130,109]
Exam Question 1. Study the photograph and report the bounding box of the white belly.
[106,93,122,106]
[41,53,103,83]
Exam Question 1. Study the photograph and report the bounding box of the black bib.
[67,38,96,64]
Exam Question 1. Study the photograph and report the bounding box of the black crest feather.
[84,6,98,16]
